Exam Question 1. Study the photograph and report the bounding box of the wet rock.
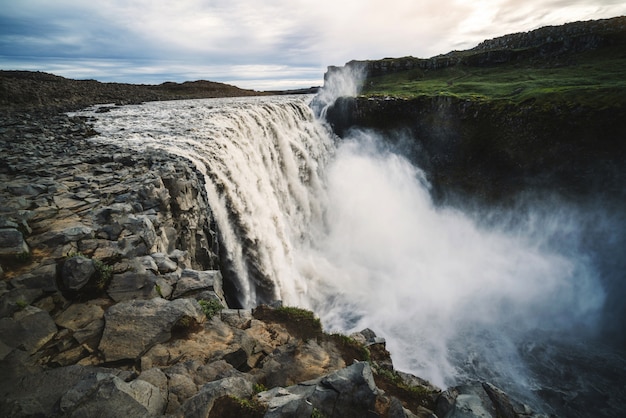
[98,298,206,362]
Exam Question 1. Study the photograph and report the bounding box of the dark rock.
[179,376,254,418]
[62,256,96,291]
[260,362,380,418]
[0,306,57,355]
[172,269,225,303]
[11,263,58,292]
[0,228,29,258]
[98,298,205,362]
[107,269,158,302]
[58,373,166,417]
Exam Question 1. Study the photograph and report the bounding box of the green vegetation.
[198,299,224,318]
[329,333,370,363]
[253,383,268,393]
[94,259,113,290]
[361,45,626,108]
[15,299,29,310]
[15,251,32,264]
[311,407,326,418]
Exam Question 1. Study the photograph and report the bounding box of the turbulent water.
[75,95,625,417]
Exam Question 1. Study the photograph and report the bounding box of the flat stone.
[54,299,108,331]
[11,263,58,292]
[98,298,206,362]
[0,306,57,354]
[172,269,224,302]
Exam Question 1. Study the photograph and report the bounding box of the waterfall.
[77,95,620,416]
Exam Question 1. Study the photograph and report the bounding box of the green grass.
[361,45,626,108]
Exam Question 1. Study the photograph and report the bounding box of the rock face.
[325,94,626,202]
[326,16,626,80]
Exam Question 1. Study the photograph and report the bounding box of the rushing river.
[74,94,625,417]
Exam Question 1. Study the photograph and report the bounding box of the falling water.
[75,94,624,416]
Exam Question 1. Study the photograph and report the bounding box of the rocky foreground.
[0,110,547,417]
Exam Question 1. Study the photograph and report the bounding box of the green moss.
[94,259,113,290]
[198,299,224,318]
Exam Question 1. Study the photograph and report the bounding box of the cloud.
[1,0,625,89]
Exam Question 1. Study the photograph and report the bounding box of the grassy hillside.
[359,18,626,108]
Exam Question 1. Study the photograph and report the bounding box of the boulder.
[0,228,29,258]
[62,256,96,291]
[54,299,108,331]
[0,306,57,355]
[435,383,542,418]
[11,263,58,292]
[59,373,166,417]
[151,252,179,273]
[107,270,159,302]
[179,376,254,418]
[259,361,380,418]
[172,269,225,303]
[0,365,132,417]
[98,298,205,362]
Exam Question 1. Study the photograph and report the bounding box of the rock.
[98,298,206,362]
[11,263,58,292]
[435,383,543,418]
[172,269,225,303]
[0,306,57,355]
[107,270,159,302]
[38,224,94,247]
[62,256,96,291]
[0,288,44,318]
[259,362,380,418]
[151,252,178,273]
[179,376,254,418]
[54,299,108,331]
[59,372,166,417]
[0,228,29,258]
[0,365,131,417]
[122,215,157,251]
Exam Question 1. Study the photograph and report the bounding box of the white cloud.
[1,0,625,89]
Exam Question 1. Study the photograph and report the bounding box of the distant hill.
[0,71,269,112]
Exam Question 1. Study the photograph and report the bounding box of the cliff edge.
[324,16,626,203]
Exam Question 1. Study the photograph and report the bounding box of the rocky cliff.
[323,16,626,204]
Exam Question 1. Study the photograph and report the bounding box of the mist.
[300,129,607,393]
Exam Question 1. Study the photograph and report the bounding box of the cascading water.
[75,94,625,417]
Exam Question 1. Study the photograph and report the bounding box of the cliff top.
[336,16,626,107]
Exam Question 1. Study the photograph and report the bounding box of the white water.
[75,95,607,403]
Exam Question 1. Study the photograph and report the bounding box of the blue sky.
[1,0,624,90]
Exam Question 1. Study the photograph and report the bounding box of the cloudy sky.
[1,0,624,90]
